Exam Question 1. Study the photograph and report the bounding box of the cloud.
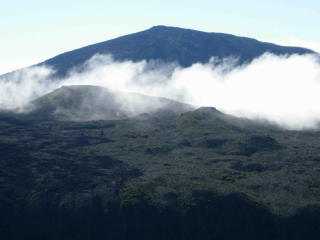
[169,54,320,129]
[0,66,55,110]
[1,53,320,129]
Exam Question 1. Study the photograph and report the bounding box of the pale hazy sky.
[1,0,319,74]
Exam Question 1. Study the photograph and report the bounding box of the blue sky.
[1,0,319,74]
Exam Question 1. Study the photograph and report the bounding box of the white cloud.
[1,53,320,130]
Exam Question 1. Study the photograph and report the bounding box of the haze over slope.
[1,53,320,129]
[29,85,193,121]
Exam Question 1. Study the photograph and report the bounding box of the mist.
[1,53,320,129]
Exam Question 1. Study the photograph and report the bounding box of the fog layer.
[1,53,319,129]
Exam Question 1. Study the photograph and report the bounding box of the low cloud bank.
[1,53,320,129]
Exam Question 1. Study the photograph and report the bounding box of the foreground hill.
[1,26,315,79]
[1,98,320,239]
[28,85,193,121]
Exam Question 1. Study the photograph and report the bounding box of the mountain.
[1,26,315,78]
[27,85,193,121]
[1,26,320,239]
[1,102,320,239]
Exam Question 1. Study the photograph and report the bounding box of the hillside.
[1,100,320,239]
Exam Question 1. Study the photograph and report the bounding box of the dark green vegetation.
[1,87,320,239]
[0,26,315,78]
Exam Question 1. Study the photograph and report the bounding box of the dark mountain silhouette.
[41,26,315,77]
[1,26,314,78]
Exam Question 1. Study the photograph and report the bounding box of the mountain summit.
[37,26,314,77]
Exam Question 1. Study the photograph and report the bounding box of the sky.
[1,0,319,74]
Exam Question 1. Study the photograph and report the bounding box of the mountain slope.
[1,106,320,239]
[12,26,314,78]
